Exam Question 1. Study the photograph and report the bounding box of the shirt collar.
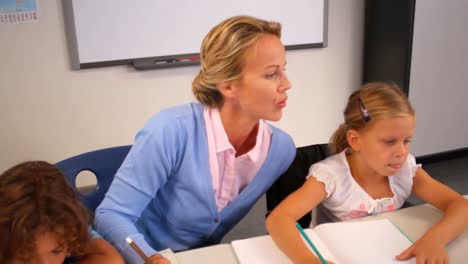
[210,107,234,153]
[209,108,265,160]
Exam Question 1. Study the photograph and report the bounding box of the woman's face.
[11,232,68,264]
[227,33,291,122]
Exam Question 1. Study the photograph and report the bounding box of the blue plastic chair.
[55,145,132,212]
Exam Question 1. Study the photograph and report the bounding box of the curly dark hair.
[0,161,91,263]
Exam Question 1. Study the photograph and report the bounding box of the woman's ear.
[347,129,361,152]
[217,80,236,99]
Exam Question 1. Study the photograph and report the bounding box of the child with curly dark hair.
[0,161,124,264]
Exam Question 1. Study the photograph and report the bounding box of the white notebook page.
[232,229,336,264]
[314,219,415,264]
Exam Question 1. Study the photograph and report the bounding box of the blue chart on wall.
[64,0,328,70]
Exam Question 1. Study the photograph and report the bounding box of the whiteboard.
[64,0,328,70]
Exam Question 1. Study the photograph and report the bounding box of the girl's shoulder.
[309,151,349,176]
[396,153,418,179]
[307,151,352,199]
[405,153,417,168]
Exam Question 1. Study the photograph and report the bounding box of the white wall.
[409,0,468,156]
[0,0,364,185]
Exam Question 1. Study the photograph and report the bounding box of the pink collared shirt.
[204,107,272,211]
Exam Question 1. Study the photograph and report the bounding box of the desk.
[176,244,238,264]
[175,196,468,263]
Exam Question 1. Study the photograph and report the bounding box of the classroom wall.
[0,0,365,186]
[409,0,468,156]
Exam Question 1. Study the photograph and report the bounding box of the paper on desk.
[313,219,416,264]
[231,219,416,264]
[231,231,336,264]
[159,248,181,264]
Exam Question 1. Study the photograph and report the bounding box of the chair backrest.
[266,143,330,228]
[55,145,132,212]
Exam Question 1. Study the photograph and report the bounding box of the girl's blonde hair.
[330,82,415,154]
[192,15,281,107]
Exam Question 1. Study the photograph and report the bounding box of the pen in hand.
[295,223,328,264]
[126,237,171,264]
[126,237,152,264]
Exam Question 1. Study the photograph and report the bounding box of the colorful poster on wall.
[0,0,39,24]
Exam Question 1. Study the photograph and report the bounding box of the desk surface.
[175,196,468,263]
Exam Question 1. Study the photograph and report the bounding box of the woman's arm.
[265,177,332,264]
[75,238,125,264]
[94,118,178,263]
[396,167,468,262]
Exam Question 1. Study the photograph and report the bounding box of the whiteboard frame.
[63,0,328,70]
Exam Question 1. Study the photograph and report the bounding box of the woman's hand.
[149,253,171,264]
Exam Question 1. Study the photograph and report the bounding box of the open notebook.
[231,219,416,264]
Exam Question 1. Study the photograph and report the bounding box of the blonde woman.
[95,15,295,264]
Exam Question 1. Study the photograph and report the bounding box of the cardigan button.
[214,218,219,223]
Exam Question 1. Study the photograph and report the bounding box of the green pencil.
[295,223,327,264]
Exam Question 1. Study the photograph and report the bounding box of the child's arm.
[396,167,468,262]
[75,238,125,264]
[265,177,333,264]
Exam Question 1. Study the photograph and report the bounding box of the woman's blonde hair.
[192,15,281,107]
[329,82,415,154]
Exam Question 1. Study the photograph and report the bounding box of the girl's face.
[12,232,68,264]
[355,116,415,177]
[225,33,291,122]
